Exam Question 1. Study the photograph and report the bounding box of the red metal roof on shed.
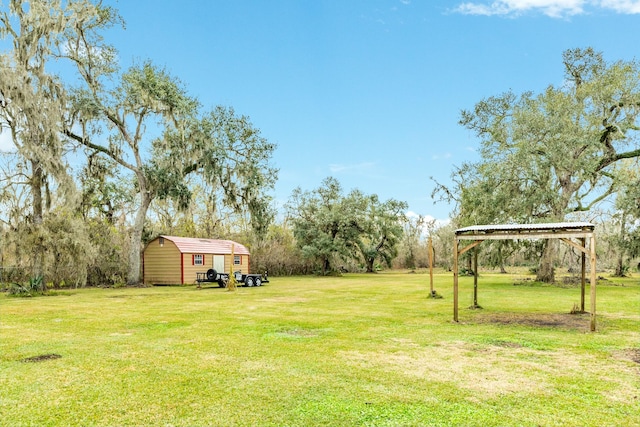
[160,236,250,255]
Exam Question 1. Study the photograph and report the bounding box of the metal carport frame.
[453,222,597,331]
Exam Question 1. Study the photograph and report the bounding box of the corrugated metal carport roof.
[455,222,595,240]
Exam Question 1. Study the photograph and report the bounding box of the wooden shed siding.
[183,253,208,284]
[143,240,182,285]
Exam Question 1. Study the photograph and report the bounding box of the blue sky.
[4,0,640,222]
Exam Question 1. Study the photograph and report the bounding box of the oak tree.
[437,48,640,282]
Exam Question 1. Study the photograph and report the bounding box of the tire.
[218,280,227,288]
[254,277,262,287]
[245,276,254,287]
[206,269,217,281]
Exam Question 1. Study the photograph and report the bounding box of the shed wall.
[143,240,182,285]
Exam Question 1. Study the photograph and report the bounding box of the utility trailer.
[196,268,269,288]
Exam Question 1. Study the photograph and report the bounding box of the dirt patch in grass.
[20,353,62,363]
[487,339,524,348]
[617,348,640,364]
[474,312,591,330]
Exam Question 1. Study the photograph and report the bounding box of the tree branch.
[63,129,137,171]
[597,147,640,171]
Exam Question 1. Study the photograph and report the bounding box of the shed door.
[213,255,225,273]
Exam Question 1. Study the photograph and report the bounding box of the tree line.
[1,2,638,290]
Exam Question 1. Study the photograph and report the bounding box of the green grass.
[1,271,639,426]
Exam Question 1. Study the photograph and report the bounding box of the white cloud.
[452,0,640,17]
[454,0,585,17]
[599,0,640,13]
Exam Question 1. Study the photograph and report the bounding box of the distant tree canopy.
[434,48,640,282]
[287,177,406,275]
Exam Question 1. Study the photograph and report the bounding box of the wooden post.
[428,236,434,295]
[228,244,237,291]
[453,237,459,322]
[589,234,597,331]
[472,248,478,307]
[581,238,586,312]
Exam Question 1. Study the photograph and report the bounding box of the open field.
[1,270,639,426]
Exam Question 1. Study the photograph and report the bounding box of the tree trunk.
[613,211,627,277]
[365,257,375,273]
[614,257,625,277]
[498,245,507,273]
[30,159,45,291]
[536,240,556,283]
[127,186,152,286]
[322,258,330,276]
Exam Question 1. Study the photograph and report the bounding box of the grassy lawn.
[1,270,638,426]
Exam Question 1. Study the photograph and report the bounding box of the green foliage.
[287,177,353,275]
[2,208,96,288]
[7,275,42,297]
[456,47,640,221]
[351,194,407,273]
[614,170,640,263]
[287,177,406,274]
[84,219,128,287]
[155,105,278,237]
[246,223,314,276]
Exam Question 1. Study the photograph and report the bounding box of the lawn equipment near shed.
[196,269,269,288]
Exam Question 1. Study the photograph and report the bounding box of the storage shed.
[143,236,250,285]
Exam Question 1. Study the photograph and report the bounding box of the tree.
[287,177,356,275]
[398,214,426,270]
[66,59,277,285]
[352,195,406,273]
[64,60,200,284]
[0,0,116,288]
[287,177,406,274]
[436,48,640,282]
